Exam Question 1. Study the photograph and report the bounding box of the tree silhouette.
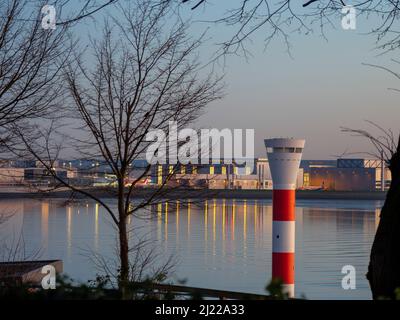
[342,122,400,299]
[10,0,222,298]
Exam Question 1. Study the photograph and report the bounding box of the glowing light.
[67,206,72,257]
[204,200,208,245]
[175,201,179,241]
[157,165,163,185]
[213,199,216,247]
[222,199,226,241]
[187,201,191,237]
[231,200,235,241]
[157,203,162,241]
[95,203,99,250]
[222,166,226,175]
[41,202,49,249]
[254,201,257,237]
[243,200,247,242]
[375,208,380,231]
[164,202,168,241]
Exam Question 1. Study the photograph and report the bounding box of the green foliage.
[0,274,116,300]
[2,274,299,300]
[377,287,400,300]
[395,288,400,300]
[0,273,173,300]
[265,278,290,300]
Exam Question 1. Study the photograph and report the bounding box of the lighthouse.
[264,138,305,297]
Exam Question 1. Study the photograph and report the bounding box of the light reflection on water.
[0,198,382,299]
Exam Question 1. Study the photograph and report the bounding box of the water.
[0,198,382,299]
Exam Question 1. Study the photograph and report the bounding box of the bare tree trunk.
[367,141,400,299]
[118,215,129,298]
[117,174,129,298]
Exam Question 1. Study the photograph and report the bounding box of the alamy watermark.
[41,264,56,289]
[341,5,356,30]
[41,4,355,32]
[145,121,255,170]
[341,265,356,290]
[41,5,56,30]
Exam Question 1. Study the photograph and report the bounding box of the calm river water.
[0,198,381,299]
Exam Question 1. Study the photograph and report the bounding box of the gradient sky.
[69,1,400,160]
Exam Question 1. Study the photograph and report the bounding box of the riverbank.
[0,187,387,200]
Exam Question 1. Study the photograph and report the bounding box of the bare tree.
[0,0,65,141]
[179,1,400,57]
[0,0,124,149]
[54,0,120,26]
[342,121,400,299]
[11,0,222,298]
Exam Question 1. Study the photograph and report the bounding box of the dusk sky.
[176,2,400,160]
[71,1,400,160]
[199,35,400,159]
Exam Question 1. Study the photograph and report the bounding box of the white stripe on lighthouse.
[272,183,296,190]
[282,284,295,297]
[272,221,295,253]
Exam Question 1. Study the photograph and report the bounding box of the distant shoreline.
[0,188,387,201]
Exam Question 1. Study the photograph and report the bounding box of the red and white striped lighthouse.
[264,138,305,297]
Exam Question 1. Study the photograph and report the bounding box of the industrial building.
[152,159,304,190]
[151,157,390,191]
[0,167,68,187]
[301,159,391,191]
[0,156,392,191]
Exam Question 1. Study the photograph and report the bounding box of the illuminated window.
[192,166,197,174]
[303,173,310,187]
[234,167,238,175]
[209,166,214,175]
[157,165,163,185]
[169,165,174,174]
[221,166,226,175]
[181,166,186,175]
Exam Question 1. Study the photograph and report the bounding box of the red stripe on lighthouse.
[272,252,295,284]
[272,189,295,294]
[273,189,295,221]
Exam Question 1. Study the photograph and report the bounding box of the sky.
[65,1,400,160]
[179,2,400,160]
